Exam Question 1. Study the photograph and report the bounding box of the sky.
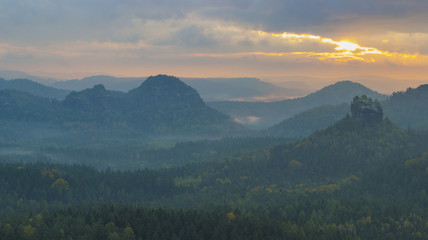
[1,0,428,93]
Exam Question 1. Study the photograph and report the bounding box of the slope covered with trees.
[0,78,70,100]
[2,95,428,239]
[266,84,428,138]
[208,80,386,129]
[50,75,294,101]
[383,84,428,129]
[0,75,244,138]
[265,103,349,138]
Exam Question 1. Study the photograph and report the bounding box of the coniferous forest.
[2,76,428,239]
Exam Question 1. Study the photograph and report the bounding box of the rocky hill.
[51,75,292,102]
[128,75,204,107]
[125,75,242,134]
[351,95,383,125]
[63,84,116,112]
[269,110,418,180]
[265,84,428,139]
[0,75,245,137]
[209,80,387,129]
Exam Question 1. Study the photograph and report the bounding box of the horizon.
[1,69,426,96]
[1,1,428,94]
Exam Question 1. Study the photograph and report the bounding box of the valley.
[1,74,428,239]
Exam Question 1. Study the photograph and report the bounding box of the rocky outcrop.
[63,84,114,112]
[1,75,245,135]
[351,95,383,125]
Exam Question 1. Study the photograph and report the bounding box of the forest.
[2,116,428,239]
[2,79,428,239]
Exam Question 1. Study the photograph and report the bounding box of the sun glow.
[282,33,321,40]
[186,30,421,66]
[277,32,418,62]
[243,31,397,62]
[335,41,360,51]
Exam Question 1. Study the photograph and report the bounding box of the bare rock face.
[351,95,383,125]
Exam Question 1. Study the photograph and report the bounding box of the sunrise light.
[275,32,420,62]
[335,41,360,51]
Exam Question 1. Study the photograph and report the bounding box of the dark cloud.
[173,26,217,48]
[201,0,428,34]
[0,0,201,43]
[1,0,427,45]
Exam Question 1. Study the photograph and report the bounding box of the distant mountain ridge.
[50,75,295,101]
[265,84,428,138]
[181,77,304,101]
[208,80,387,129]
[52,75,146,92]
[298,80,386,105]
[0,70,56,84]
[0,78,70,100]
[0,75,244,137]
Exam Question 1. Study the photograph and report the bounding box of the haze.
[1,0,428,93]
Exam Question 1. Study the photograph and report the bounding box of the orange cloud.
[187,31,421,64]
[273,32,420,63]
[0,43,37,57]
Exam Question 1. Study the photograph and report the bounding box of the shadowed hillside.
[209,80,387,129]
[0,75,245,138]
[0,78,70,100]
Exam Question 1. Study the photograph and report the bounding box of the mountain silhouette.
[209,80,387,129]
[0,75,244,136]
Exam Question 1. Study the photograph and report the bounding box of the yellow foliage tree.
[22,224,36,239]
[123,226,136,240]
[226,212,236,222]
[51,178,70,191]
[288,160,303,167]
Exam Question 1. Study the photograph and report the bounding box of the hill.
[383,84,428,129]
[0,70,56,84]
[264,103,349,138]
[208,80,387,129]
[181,109,423,196]
[63,84,117,112]
[125,75,242,134]
[154,99,426,205]
[0,89,60,121]
[50,75,293,101]
[51,75,145,92]
[269,116,416,180]
[2,98,428,239]
[0,78,70,100]
[0,75,244,138]
[265,84,428,139]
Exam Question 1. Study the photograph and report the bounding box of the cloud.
[358,32,428,55]
[0,43,36,58]
[183,31,422,66]
[201,0,428,35]
[1,0,428,53]
[1,0,428,84]
[2,0,428,44]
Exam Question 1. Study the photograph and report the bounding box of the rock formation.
[351,95,383,125]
